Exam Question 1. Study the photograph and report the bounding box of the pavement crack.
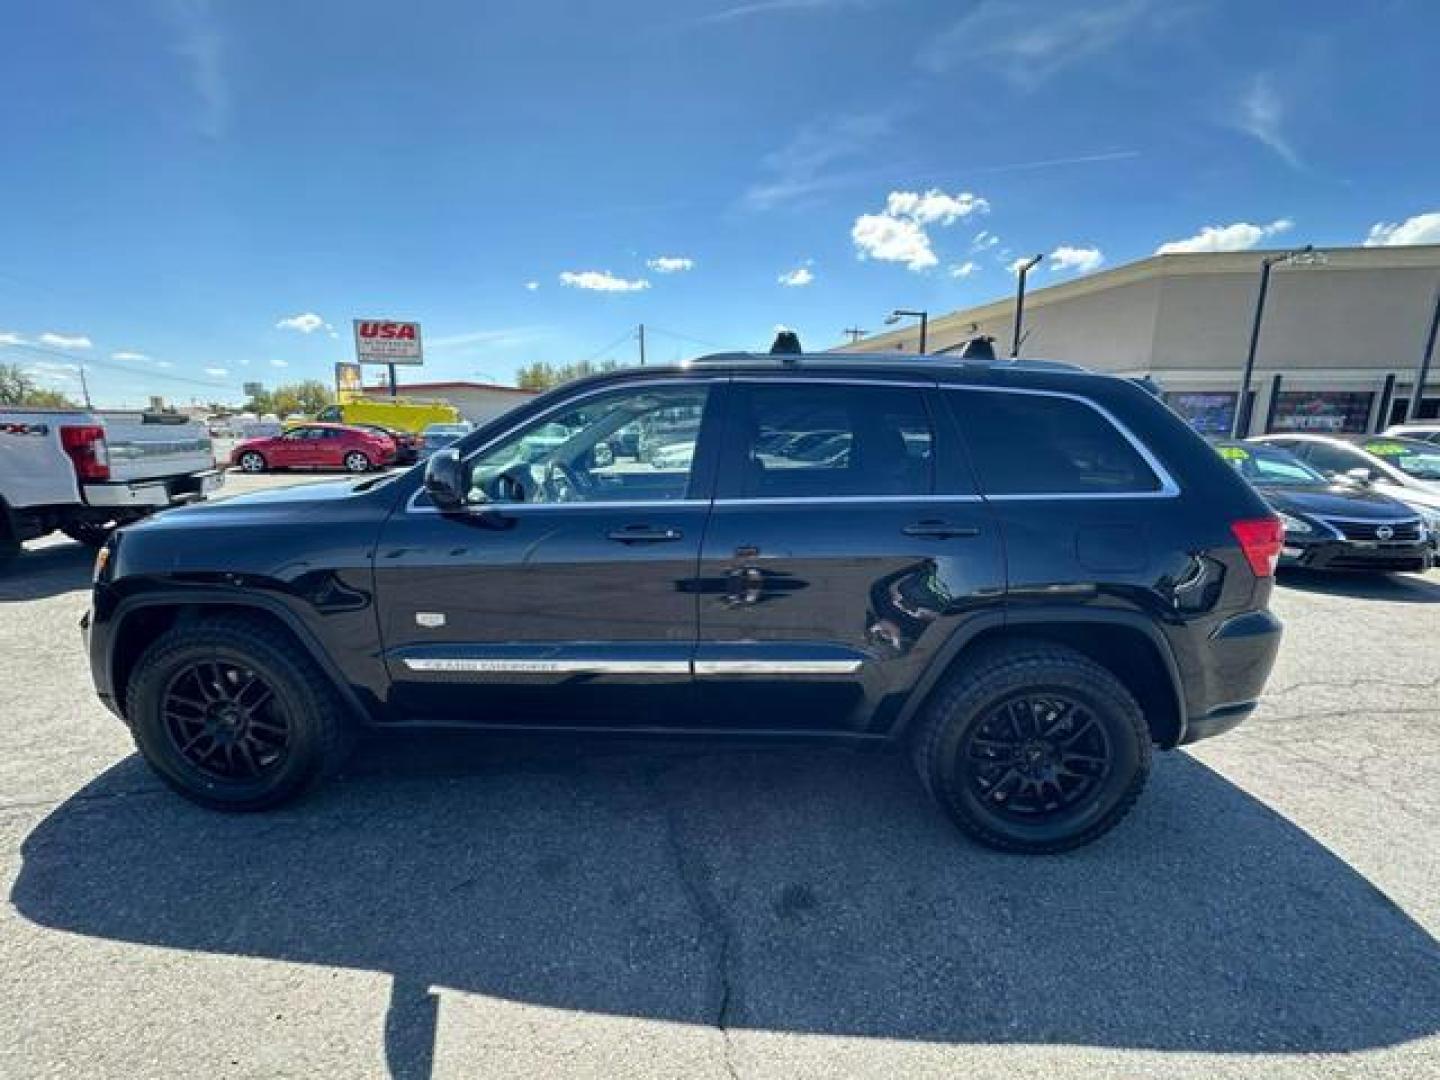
[644,764,742,1080]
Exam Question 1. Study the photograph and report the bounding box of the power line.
[644,325,728,351]
[2,341,239,392]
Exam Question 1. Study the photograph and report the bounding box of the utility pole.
[1232,245,1323,437]
[387,363,398,398]
[842,327,867,344]
[637,323,646,366]
[78,364,94,409]
[1408,280,1440,421]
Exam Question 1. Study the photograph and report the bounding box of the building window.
[1268,391,1374,434]
[1162,392,1239,436]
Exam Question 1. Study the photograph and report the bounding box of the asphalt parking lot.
[1,472,1437,1079]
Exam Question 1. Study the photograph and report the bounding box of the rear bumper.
[1178,608,1283,746]
[83,470,223,509]
[1180,701,1257,745]
[1279,537,1431,573]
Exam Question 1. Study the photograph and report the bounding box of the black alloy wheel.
[161,660,290,782]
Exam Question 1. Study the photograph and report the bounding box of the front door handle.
[607,525,684,544]
[902,520,980,539]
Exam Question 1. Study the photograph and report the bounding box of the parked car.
[1249,433,1440,540]
[230,423,395,473]
[353,423,420,465]
[418,422,474,460]
[2,407,220,559]
[87,352,1285,853]
[1383,421,1440,445]
[1213,440,1430,572]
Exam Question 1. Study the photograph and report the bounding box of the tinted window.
[1362,439,1440,480]
[953,391,1161,495]
[733,383,933,498]
[1295,441,1362,476]
[466,384,709,504]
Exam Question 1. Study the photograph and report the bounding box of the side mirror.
[423,448,469,510]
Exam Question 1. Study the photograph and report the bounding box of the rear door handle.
[607,525,684,544]
[902,520,980,539]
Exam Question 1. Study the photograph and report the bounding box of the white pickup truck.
[1,408,221,561]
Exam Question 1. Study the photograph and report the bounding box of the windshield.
[1362,439,1440,480]
[1215,443,1327,486]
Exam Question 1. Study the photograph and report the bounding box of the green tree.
[244,380,333,416]
[515,359,623,391]
[0,362,78,408]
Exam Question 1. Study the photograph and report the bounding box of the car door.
[268,428,307,467]
[692,376,1004,735]
[372,376,722,727]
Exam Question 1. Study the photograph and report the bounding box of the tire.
[61,520,117,548]
[237,451,267,473]
[911,642,1151,854]
[125,616,356,811]
[343,451,371,473]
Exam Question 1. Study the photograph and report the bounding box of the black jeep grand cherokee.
[86,353,1284,852]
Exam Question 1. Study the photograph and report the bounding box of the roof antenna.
[769,329,803,358]
[956,334,996,360]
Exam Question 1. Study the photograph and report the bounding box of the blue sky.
[2,0,1437,407]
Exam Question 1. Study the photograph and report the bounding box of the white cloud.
[853,213,938,271]
[524,281,540,291]
[24,361,79,383]
[778,262,815,287]
[1156,218,1293,254]
[971,230,1000,252]
[1235,74,1299,168]
[695,0,859,25]
[270,359,289,368]
[647,256,694,273]
[921,0,1160,86]
[884,189,990,224]
[167,0,228,139]
[851,188,988,272]
[744,112,891,210]
[276,311,326,334]
[949,261,978,278]
[559,270,650,292]
[155,360,174,369]
[39,332,92,349]
[428,327,547,350]
[1006,257,1031,276]
[327,330,339,339]
[111,350,150,362]
[203,367,228,377]
[1048,244,1105,274]
[1364,211,1440,248]
[0,331,27,347]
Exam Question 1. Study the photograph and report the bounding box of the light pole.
[884,309,928,354]
[1011,254,1043,357]
[1407,280,1440,421]
[1231,245,1326,437]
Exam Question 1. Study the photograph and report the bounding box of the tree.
[244,380,333,416]
[516,359,624,391]
[0,363,78,408]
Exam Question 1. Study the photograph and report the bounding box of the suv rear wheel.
[912,642,1150,853]
[125,617,355,810]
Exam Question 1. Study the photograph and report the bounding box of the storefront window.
[1163,392,1238,436]
[1268,391,1374,434]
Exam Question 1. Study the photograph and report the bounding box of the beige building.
[361,380,536,425]
[837,245,1440,436]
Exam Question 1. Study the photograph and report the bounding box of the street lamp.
[1011,254,1043,357]
[884,309,928,354]
[1231,245,1328,437]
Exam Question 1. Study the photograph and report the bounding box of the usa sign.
[353,319,423,365]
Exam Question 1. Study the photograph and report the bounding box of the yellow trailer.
[312,397,460,433]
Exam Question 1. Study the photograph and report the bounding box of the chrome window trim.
[712,494,981,506]
[693,659,862,675]
[730,375,936,389]
[943,384,1181,499]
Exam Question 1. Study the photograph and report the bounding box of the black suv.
[86,354,1284,852]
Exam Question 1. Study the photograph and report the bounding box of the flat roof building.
[361,380,536,425]
[837,245,1440,436]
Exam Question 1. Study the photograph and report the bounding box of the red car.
[231,423,396,474]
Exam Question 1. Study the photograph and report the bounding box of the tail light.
[60,424,111,481]
[1231,517,1284,578]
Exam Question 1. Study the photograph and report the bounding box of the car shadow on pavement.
[12,739,1440,1079]
[1277,567,1440,602]
[0,542,95,603]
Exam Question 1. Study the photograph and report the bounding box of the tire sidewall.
[239,451,265,473]
[128,636,327,809]
[932,668,1146,851]
[344,451,370,473]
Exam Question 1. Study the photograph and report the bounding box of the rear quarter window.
[947,389,1163,496]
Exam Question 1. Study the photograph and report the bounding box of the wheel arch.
[896,610,1186,749]
[108,591,377,727]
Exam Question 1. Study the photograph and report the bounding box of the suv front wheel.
[125,617,355,810]
[913,642,1151,853]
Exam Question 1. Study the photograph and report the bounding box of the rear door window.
[947,389,1163,496]
[722,382,935,499]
